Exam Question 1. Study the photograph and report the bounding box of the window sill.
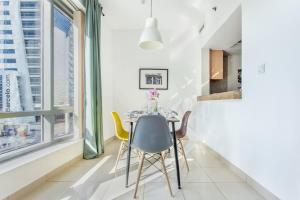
[0,138,82,175]
[197,90,242,101]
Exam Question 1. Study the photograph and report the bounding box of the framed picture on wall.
[139,68,168,90]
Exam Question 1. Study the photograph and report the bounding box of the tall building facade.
[20,0,41,110]
[0,0,40,113]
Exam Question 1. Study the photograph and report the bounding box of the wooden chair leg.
[134,152,145,199]
[160,152,174,197]
[178,139,189,172]
[163,148,171,160]
[114,141,125,176]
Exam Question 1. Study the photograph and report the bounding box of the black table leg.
[172,122,182,189]
[125,122,133,187]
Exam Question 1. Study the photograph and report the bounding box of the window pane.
[23,30,40,38]
[27,58,40,64]
[21,11,39,18]
[0,49,15,54]
[0,1,9,6]
[0,58,16,63]
[0,39,13,44]
[22,21,40,28]
[53,7,74,106]
[29,77,40,85]
[54,113,73,138]
[0,20,11,25]
[25,39,40,47]
[20,2,39,9]
[0,11,10,15]
[0,30,12,34]
[32,96,40,104]
[28,68,40,75]
[26,49,40,55]
[0,116,42,154]
[0,0,42,112]
[31,86,40,94]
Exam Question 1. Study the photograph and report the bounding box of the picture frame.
[139,68,168,90]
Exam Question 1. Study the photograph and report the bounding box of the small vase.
[153,99,158,113]
[148,99,158,114]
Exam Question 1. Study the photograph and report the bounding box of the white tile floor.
[16,139,265,200]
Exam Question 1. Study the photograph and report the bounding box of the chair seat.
[175,130,185,139]
[116,133,129,141]
[132,115,173,153]
[116,129,129,141]
[111,112,129,141]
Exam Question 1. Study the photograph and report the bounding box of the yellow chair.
[111,112,129,175]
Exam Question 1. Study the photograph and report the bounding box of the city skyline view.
[0,0,74,154]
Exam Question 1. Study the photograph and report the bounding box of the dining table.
[124,113,182,189]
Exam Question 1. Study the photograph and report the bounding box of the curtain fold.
[83,0,104,159]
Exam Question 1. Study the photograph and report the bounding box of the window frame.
[0,0,84,162]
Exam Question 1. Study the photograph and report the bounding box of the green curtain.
[83,0,104,159]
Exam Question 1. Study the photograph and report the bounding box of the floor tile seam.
[211,180,246,183]
[47,179,79,182]
[212,181,230,200]
[180,189,187,200]
[231,181,267,200]
[199,166,215,183]
[181,180,214,183]
[201,167,247,183]
[46,180,74,183]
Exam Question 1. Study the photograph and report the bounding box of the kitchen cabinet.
[210,50,224,80]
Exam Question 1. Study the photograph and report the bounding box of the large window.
[53,7,74,107]
[53,6,74,139]
[0,116,41,154]
[0,0,82,160]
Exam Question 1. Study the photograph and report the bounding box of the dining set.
[111,110,191,198]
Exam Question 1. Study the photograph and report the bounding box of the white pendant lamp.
[139,0,163,50]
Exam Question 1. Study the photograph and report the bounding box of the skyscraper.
[20,0,41,110]
[0,0,40,112]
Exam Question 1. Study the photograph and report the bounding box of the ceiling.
[99,0,213,30]
[203,5,241,51]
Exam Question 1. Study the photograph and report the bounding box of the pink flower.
[147,88,159,100]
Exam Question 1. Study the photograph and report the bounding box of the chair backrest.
[131,115,173,153]
[177,111,192,138]
[111,112,127,139]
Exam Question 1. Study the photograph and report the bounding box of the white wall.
[201,48,210,95]
[196,0,300,199]
[109,29,201,133]
[101,22,115,140]
[200,0,241,46]
[227,53,241,91]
